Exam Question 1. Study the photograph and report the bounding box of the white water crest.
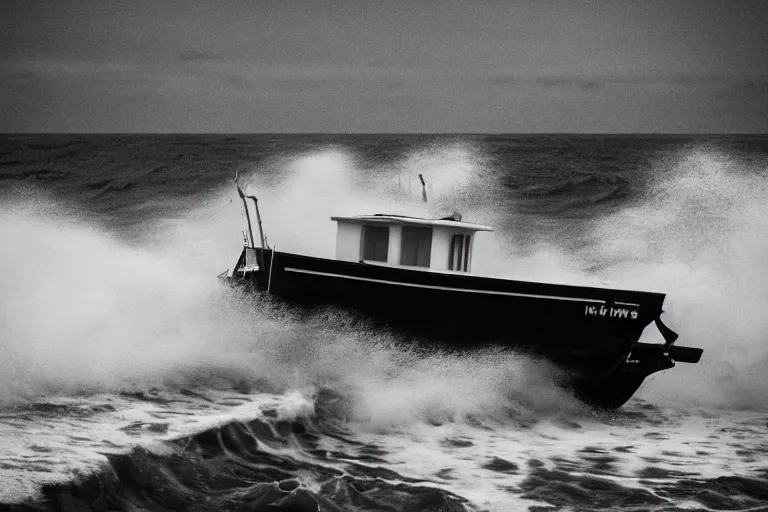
[0,191,570,503]
[586,147,768,408]
[0,188,566,419]
[1,137,767,511]
[228,142,768,410]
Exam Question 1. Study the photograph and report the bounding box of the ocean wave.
[8,390,768,511]
[2,135,768,510]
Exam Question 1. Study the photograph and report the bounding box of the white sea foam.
[585,148,768,408]
[0,184,567,425]
[4,141,766,415]
[2,140,768,510]
[0,199,262,404]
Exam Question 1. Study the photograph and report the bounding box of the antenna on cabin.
[418,173,427,203]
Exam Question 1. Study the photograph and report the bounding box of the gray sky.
[2,0,766,133]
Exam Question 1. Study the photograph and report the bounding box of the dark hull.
[228,247,700,408]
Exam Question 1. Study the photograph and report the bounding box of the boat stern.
[221,246,266,283]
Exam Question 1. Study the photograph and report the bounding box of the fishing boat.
[224,179,702,408]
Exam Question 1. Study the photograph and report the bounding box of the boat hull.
[228,247,696,408]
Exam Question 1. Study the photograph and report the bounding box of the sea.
[1,134,767,511]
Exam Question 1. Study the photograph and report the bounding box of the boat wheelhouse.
[331,214,492,273]
[225,183,702,408]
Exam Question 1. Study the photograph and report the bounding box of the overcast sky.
[1,0,766,133]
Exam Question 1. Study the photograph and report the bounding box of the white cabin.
[331,214,493,273]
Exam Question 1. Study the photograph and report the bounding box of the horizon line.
[2,132,767,137]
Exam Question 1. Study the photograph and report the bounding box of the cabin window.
[362,225,389,262]
[400,226,432,267]
[449,234,471,272]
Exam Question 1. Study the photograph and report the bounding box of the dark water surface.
[1,134,767,511]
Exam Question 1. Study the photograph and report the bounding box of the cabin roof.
[330,214,494,232]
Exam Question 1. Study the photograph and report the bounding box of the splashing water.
[0,191,568,420]
[1,134,767,510]
[586,148,768,407]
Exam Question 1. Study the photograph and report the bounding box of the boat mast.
[236,180,256,248]
[235,173,267,249]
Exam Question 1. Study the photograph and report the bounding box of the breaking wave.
[0,191,570,424]
[2,135,768,511]
[585,147,768,408]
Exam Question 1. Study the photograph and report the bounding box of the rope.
[267,246,276,294]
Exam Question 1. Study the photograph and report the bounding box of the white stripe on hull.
[283,267,607,305]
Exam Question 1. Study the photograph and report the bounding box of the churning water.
[1,134,767,511]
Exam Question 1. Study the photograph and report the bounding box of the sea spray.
[0,194,569,422]
[0,199,264,404]
[586,147,768,407]
[3,134,768,511]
